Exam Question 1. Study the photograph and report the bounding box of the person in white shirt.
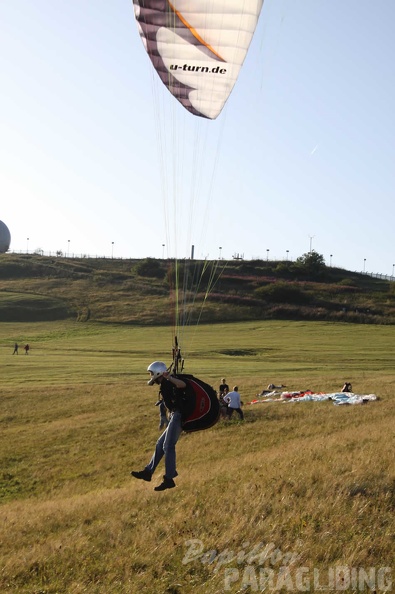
[224,386,244,420]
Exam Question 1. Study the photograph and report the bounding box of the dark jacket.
[160,377,195,421]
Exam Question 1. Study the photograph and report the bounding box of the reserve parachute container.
[179,374,220,432]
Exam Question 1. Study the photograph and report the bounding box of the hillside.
[0,253,394,324]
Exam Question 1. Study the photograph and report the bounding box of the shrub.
[275,262,294,275]
[337,278,358,288]
[254,281,310,305]
[294,251,327,279]
[134,258,165,279]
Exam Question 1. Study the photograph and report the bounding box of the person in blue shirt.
[224,386,244,420]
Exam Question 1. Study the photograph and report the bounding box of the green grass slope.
[1,253,394,325]
[0,291,71,322]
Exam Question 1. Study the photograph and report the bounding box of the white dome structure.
[0,220,11,253]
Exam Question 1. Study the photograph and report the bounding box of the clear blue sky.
[1,1,394,275]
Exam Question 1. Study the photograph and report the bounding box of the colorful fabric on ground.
[247,391,378,406]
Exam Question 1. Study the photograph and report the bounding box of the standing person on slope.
[224,386,244,420]
[131,361,195,492]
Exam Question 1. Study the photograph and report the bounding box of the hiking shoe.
[130,469,152,482]
[154,476,176,491]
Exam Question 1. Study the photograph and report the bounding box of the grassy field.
[0,320,394,593]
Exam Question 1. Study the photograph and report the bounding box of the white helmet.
[147,361,168,386]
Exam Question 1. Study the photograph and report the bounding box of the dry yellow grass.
[0,321,394,593]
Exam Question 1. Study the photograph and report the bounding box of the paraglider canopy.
[133,0,264,119]
[0,220,11,253]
